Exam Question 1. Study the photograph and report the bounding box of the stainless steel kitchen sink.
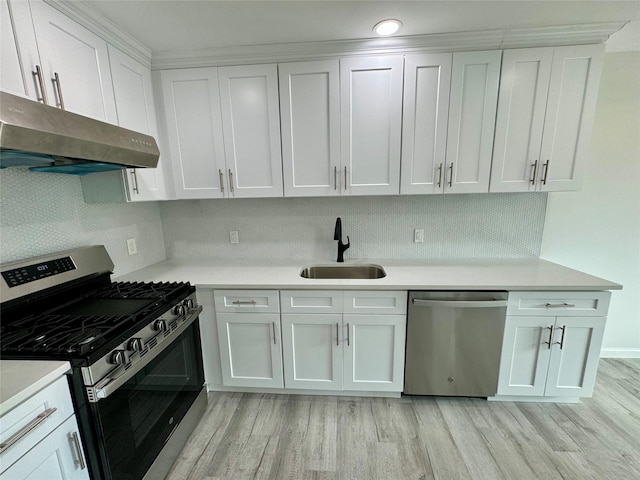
[300,264,386,279]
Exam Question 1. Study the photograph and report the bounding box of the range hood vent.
[0,91,159,174]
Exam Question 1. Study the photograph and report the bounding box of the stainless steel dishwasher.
[404,291,508,397]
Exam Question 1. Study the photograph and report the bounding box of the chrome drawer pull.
[543,325,554,349]
[70,431,87,470]
[553,325,566,349]
[412,299,507,308]
[231,300,257,305]
[0,407,57,454]
[544,303,576,308]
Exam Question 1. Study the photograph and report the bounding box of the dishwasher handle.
[411,298,508,308]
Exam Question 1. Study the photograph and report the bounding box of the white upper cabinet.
[490,44,604,192]
[218,64,283,198]
[279,60,341,197]
[160,68,227,199]
[340,56,404,195]
[108,46,170,201]
[0,0,38,99]
[445,50,501,194]
[400,53,452,194]
[28,0,117,123]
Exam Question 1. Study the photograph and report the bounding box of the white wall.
[541,52,640,358]
[0,168,166,276]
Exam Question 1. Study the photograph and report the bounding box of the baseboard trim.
[600,348,640,358]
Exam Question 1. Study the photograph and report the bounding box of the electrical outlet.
[414,228,424,243]
[127,238,137,255]
[229,230,239,244]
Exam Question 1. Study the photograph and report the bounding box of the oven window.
[94,321,204,480]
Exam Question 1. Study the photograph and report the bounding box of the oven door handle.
[90,306,202,402]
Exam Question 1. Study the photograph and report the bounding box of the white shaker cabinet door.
[343,314,406,392]
[490,48,553,193]
[340,56,404,196]
[281,314,343,390]
[538,44,604,192]
[401,53,452,194]
[497,316,553,396]
[29,0,117,123]
[279,60,341,197]
[445,51,501,194]
[0,0,40,100]
[544,316,605,397]
[216,313,284,388]
[160,68,227,199]
[218,64,284,198]
[108,46,169,201]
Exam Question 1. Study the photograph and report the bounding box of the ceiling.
[86,0,640,55]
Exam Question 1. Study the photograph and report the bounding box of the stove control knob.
[153,319,168,332]
[173,304,186,316]
[184,298,195,310]
[110,350,127,365]
[127,337,144,352]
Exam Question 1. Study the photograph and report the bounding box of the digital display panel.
[1,256,76,287]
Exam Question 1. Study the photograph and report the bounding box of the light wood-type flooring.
[167,359,640,479]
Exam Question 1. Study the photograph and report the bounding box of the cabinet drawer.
[343,291,407,315]
[214,290,279,313]
[0,375,74,472]
[280,290,342,314]
[507,291,611,317]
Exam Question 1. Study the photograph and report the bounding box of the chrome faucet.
[333,217,350,263]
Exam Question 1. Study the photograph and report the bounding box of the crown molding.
[44,0,152,68]
[151,21,627,70]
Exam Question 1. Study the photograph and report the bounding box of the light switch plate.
[127,238,137,255]
[230,231,239,244]
[414,229,424,243]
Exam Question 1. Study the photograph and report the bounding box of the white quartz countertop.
[117,258,621,291]
[0,361,71,416]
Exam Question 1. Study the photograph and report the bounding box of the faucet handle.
[345,236,350,248]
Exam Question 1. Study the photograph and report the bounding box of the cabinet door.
[490,48,553,193]
[280,60,341,197]
[108,46,169,201]
[218,64,283,198]
[216,313,283,388]
[343,315,406,392]
[0,0,40,100]
[281,314,343,390]
[545,317,605,397]
[445,51,501,194]
[1,416,89,480]
[29,0,117,123]
[160,68,227,199]
[400,53,452,194]
[340,56,403,196]
[538,44,604,192]
[497,316,553,396]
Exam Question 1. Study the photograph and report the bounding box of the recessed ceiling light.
[373,19,402,36]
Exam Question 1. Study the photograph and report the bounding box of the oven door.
[90,318,204,480]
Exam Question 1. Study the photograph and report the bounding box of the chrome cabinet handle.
[32,65,48,104]
[336,322,339,346]
[52,72,65,109]
[0,407,57,454]
[346,323,350,346]
[545,303,576,309]
[448,162,454,188]
[130,169,139,194]
[272,322,277,345]
[553,325,566,349]
[412,299,508,308]
[541,160,550,185]
[437,163,443,188]
[530,160,538,185]
[218,169,225,194]
[344,166,348,190]
[70,431,87,470]
[228,169,234,193]
[543,325,554,349]
[334,166,337,190]
[232,300,257,305]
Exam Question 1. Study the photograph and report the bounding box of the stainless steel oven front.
[69,301,206,480]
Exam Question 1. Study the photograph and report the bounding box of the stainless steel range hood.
[0,91,159,174]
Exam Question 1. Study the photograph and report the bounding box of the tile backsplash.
[0,168,166,276]
[160,193,547,261]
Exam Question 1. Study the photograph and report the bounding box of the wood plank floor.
[167,359,640,480]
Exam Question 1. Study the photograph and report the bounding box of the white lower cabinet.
[497,291,609,398]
